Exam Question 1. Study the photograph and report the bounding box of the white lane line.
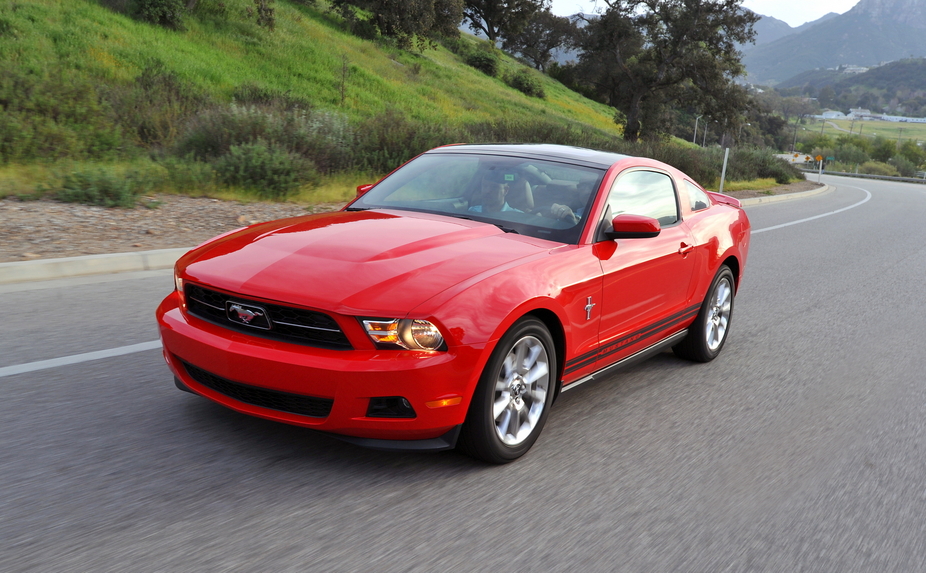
[0,182,882,377]
[0,340,162,378]
[752,187,872,234]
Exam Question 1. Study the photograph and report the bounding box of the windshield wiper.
[494,224,520,234]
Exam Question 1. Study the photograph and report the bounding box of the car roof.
[425,144,633,169]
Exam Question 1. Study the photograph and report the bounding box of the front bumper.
[157,292,485,444]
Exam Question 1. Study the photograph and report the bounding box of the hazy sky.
[549,0,861,28]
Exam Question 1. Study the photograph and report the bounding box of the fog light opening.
[367,396,417,418]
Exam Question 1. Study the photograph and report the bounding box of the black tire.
[458,318,557,463]
[673,265,735,363]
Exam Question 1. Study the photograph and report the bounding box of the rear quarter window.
[685,180,711,212]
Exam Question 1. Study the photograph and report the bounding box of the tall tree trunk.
[622,92,645,143]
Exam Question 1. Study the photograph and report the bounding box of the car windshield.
[349,152,607,244]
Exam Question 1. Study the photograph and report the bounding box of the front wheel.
[458,318,557,463]
[673,265,735,362]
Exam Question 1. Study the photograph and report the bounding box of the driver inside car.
[468,172,524,213]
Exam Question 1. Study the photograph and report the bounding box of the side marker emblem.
[585,296,596,321]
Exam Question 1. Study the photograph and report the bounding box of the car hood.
[179,210,551,316]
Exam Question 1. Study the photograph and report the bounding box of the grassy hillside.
[0,0,619,134]
[0,0,799,204]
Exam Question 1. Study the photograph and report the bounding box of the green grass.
[706,178,779,192]
[822,118,926,142]
[0,0,619,132]
[0,1,801,205]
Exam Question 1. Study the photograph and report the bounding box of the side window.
[606,170,679,226]
[685,180,711,212]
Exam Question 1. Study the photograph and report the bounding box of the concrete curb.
[740,184,831,206]
[0,247,189,285]
[0,184,834,285]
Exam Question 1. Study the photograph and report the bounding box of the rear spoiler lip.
[707,191,742,208]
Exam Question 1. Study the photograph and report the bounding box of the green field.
[819,118,926,143]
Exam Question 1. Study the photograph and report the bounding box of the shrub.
[441,36,471,56]
[353,108,457,173]
[835,144,869,165]
[0,65,124,163]
[189,0,231,21]
[505,69,545,98]
[232,82,311,110]
[158,156,218,193]
[465,51,499,77]
[858,161,900,177]
[54,167,152,208]
[105,64,210,150]
[135,0,186,29]
[888,155,916,177]
[175,105,353,173]
[212,140,318,199]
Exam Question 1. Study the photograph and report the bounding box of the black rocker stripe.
[564,303,700,375]
[564,303,700,369]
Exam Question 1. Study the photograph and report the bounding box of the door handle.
[678,243,694,255]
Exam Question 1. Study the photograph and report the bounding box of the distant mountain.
[750,14,793,46]
[780,58,926,91]
[743,12,839,49]
[742,0,926,84]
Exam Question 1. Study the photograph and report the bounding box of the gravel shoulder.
[0,180,821,263]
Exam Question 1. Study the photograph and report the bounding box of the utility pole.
[693,115,702,144]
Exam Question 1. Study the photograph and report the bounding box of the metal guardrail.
[797,168,926,185]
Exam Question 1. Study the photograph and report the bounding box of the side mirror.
[356,184,373,198]
[605,214,661,240]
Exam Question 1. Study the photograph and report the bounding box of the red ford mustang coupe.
[157,144,750,463]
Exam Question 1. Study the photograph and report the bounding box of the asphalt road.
[3,175,926,572]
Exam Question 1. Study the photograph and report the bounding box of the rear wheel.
[458,318,556,463]
[673,265,735,362]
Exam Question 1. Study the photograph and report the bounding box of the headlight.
[174,266,185,306]
[362,318,445,351]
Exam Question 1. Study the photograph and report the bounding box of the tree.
[502,9,576,71]
[818,85,835,108]
[464,0,546,43]
[572,0,758,142]
[332,0,463,50]
[136,0,186,29]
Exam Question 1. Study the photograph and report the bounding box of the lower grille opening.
[181,360,333,418]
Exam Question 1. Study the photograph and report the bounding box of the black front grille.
[184,283,352,350]
[182,361,333,418]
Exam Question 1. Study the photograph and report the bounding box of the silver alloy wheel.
[493,335,551,446]
[705,276,733,352]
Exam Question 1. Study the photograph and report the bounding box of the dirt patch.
[0,195,346,263]
[0,180,822,263]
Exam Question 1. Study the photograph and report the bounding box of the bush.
[858,161,900,177]
[158,156,218,193]
[105,64,210,150]
[175,105,353,173]
[888,155,916,177]
[465,51,499,77]
[505,69,545,98]
[135,0,186,29]
[0,65,124,163]
[213,140,318,199]
[54,167,152,208]
[835,144,869,165]
[232,82,311,110]
[353,108,457,173]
